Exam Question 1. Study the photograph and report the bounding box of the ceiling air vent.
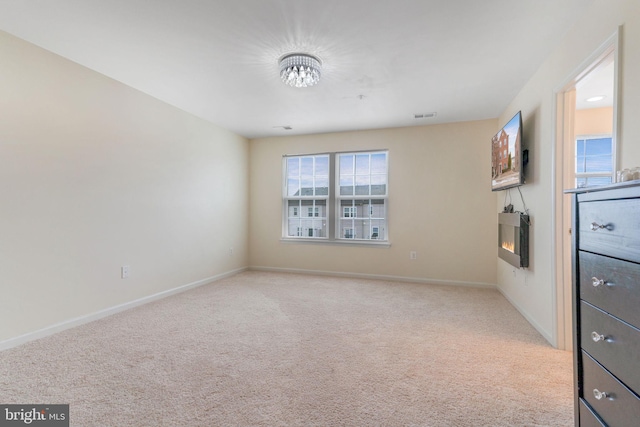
[414,112,437,119]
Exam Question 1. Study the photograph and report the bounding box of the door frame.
[551,28,621,350]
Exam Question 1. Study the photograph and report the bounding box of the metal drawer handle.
[591,277,606,287]
[593,389,609,400]
[591,331,607,342]
[590,222,609,231]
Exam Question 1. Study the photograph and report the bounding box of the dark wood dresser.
[567,182,640,426]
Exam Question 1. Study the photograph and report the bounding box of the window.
[343,207,356,218]
[283,150,388,242]
[575,136,613,188]
[284,155,329,238]
[338,152,387,241]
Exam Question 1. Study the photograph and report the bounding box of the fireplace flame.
[501,241,515,253]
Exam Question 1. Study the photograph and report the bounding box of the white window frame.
[282,150,389,245]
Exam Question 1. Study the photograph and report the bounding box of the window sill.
[280,238,391,248]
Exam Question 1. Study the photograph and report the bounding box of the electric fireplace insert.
[498,212,529,268]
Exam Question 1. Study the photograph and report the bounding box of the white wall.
[249,120,498,286]
[496,0,640,345]
[0,31,249,345]
[575,107,613,135]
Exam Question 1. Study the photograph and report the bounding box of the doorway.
[553,29,620,351]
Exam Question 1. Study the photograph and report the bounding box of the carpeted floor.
[0,271,573,426]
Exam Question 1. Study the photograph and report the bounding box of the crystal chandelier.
[279,53,322,88]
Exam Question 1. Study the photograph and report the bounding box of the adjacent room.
[1,0,639,425]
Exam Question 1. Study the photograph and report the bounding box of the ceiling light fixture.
[279,53,322,88]
[586,95,606,102]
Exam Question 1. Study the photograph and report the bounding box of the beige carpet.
[0,271,573,426]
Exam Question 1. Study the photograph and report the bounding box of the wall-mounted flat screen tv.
[491,111,524,191]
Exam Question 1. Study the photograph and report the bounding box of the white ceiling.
[0,0,595,139]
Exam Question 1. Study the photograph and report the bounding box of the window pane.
[287,158,300,177]
[586,138,612,156]
[287,200,301,214]
[576,155,586,173]
[311,219,326,237]
[355,154,369,175]
[340,176,354,195]
[287,219,302,237]
[301,219,314,235]
[291,212,325,236]
[287,178,300,196]
[585,156,613,173]
[353,219,368,239]
[576,139,585,157]
[340,200,354,217]
[355,175,370,195]
[301,199,313,211]
[286,200,302,237]
[300,177,314,195]
[340,155,354,175]
[339,219,355,239]
[315,177,329,196]
[371,153,386,174]
[287,154,330,197]
[315,156,329,176]
[301,157,314,176]
[371,175,386,195]
[370,199,385,218]
[338,199,386,240]
[339,151,387,198]
[315,199,326,218]
[370,219,385,239]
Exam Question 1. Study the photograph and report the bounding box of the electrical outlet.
[410,251,417,260]
[121,265,130,279]
[229,247,234,256]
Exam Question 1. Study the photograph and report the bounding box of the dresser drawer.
[580,301,640,393]
[579,251,640,329]
[582,351,640,427]
[578,198,640,263]
[579,399,606,427]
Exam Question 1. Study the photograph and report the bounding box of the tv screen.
[491,111,524,191]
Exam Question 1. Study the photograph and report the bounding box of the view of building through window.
[283,151,388,241]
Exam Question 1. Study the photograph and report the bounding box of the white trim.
[280,238,391,247]
[0,267,247,352]
[250,266,496,289]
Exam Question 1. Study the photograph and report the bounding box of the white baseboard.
[249,266,497,289]
[0,267,247,352]
[496,286,555,347]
